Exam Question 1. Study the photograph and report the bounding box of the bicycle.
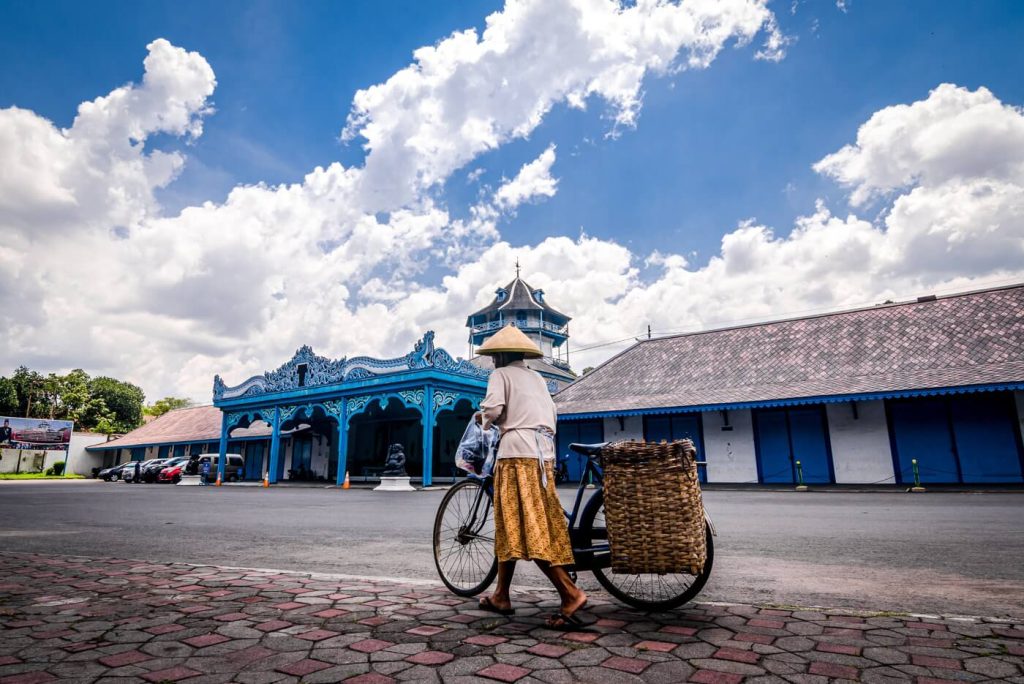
[432,442,716,611]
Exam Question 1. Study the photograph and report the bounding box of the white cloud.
[344,0,783,204]
[9,8,1023,410]
[813,83,1024,206]
[493,145,558,211]
[1,1,784,401]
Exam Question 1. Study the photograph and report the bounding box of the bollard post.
[909,458,926,492]
[795,460,808,491]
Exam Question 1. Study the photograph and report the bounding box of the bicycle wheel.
[578,489,714,611]
[433,479,499,596]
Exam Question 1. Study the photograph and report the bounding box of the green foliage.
[0,377,17,415]
[0,472,84,480]
[0,367,144,433]
[44,461,66,476]
[144,397,194,418]
[89,376,145,432]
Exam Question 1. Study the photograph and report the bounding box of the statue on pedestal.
[382,443,407,476]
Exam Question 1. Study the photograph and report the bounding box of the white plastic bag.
[455,412,499,477]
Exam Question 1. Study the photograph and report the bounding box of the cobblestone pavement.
[1,552,1022,684]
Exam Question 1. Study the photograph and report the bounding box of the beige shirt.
[480,360,557,460]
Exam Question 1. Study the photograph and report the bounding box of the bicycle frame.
[464,453,610,572]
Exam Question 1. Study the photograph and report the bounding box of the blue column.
[422,386,434,487]
[336,399,349,486]
[268,406,282,484]
[217,412,229,482]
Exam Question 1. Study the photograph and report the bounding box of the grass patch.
[0,473,86,480]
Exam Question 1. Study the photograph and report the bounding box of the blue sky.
[4,1,1021,263]
[3,0,1024,399]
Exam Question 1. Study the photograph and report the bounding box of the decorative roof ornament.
[213,331,489,401]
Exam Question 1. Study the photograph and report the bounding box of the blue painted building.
[555,285,1024,486]
[210,332,490,486]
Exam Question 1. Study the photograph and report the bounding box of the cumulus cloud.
[1,1,784,401]
[493,145,559,211]
[814,84,1024,206]
[344,0,783,204]
[8,6,1022,408]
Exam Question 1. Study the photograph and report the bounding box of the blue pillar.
[217,412,229,482]
[268,407,282,484]
[336,399,349,486]
[422,386,434,487]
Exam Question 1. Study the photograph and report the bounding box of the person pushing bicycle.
[475,325,588,629]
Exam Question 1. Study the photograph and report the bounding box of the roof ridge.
[645,281,1024,345]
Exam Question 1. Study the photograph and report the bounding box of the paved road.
[1,481,1022,618]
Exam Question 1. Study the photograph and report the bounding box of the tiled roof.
[87,406,271,451]
[555,284,1024,416]
[468,277,570,320]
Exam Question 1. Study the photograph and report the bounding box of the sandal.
[546,611,587,631]
[478,596,515,616]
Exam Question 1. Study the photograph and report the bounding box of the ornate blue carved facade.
[211,332,491,487]
[213,332,488,402]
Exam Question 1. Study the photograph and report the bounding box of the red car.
[157,458,188,484]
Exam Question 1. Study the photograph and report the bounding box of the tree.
[89,377,145,432]
[0,377,17,415]
[144,397,194,418]
[11,366,43,417]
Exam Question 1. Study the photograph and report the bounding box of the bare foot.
[560,588,588,619]
[479,594,514,614]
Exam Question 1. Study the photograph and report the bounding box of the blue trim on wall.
[556,382,1024,421]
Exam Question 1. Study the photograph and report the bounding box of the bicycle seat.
[569,442,608,457]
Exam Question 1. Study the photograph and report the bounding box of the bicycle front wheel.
[579,489,714,611]
[433,479,498,596]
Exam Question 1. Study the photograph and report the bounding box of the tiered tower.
[466,266,575,388]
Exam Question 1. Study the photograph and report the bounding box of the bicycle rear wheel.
[433,479,499,596]
[579,489,714,611]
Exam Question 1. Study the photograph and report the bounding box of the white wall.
[67,432,110,476]
[602,415,644,442]
[702,408,759,483]
[825,400,895,484]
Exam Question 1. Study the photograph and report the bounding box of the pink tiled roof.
[555,284,1024,416]
[87,406,271,450]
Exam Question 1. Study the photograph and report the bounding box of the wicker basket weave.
[601,440,706,575]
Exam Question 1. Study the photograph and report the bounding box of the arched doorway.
[281,406,340,482]
[347,400,423,480]
[433,398,478,481]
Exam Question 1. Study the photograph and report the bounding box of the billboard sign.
[0,416,74,451]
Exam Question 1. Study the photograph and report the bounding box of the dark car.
[98,461,133,482]
[123,459,162,483]
[137,458,177,483]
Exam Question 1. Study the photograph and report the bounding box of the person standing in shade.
[200,459,210,485]
[475,325,588,629]
[133,459,141,484]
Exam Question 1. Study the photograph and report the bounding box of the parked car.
[98,461,133,482]
[137,458,176,483]
[158,460,187,484]
[123,459,162,483]
[196,454,245,482]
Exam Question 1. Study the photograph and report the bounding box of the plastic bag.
[455,412,500,477]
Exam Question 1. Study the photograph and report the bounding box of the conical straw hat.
[477,325,543,358]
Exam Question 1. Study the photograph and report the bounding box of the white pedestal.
[177,475,202,486]
[374,476,415,491]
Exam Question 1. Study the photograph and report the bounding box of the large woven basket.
[601,440,706,575]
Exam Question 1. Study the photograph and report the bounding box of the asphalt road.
[1,481,1022,618]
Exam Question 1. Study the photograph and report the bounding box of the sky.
[2,0,1023,404]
